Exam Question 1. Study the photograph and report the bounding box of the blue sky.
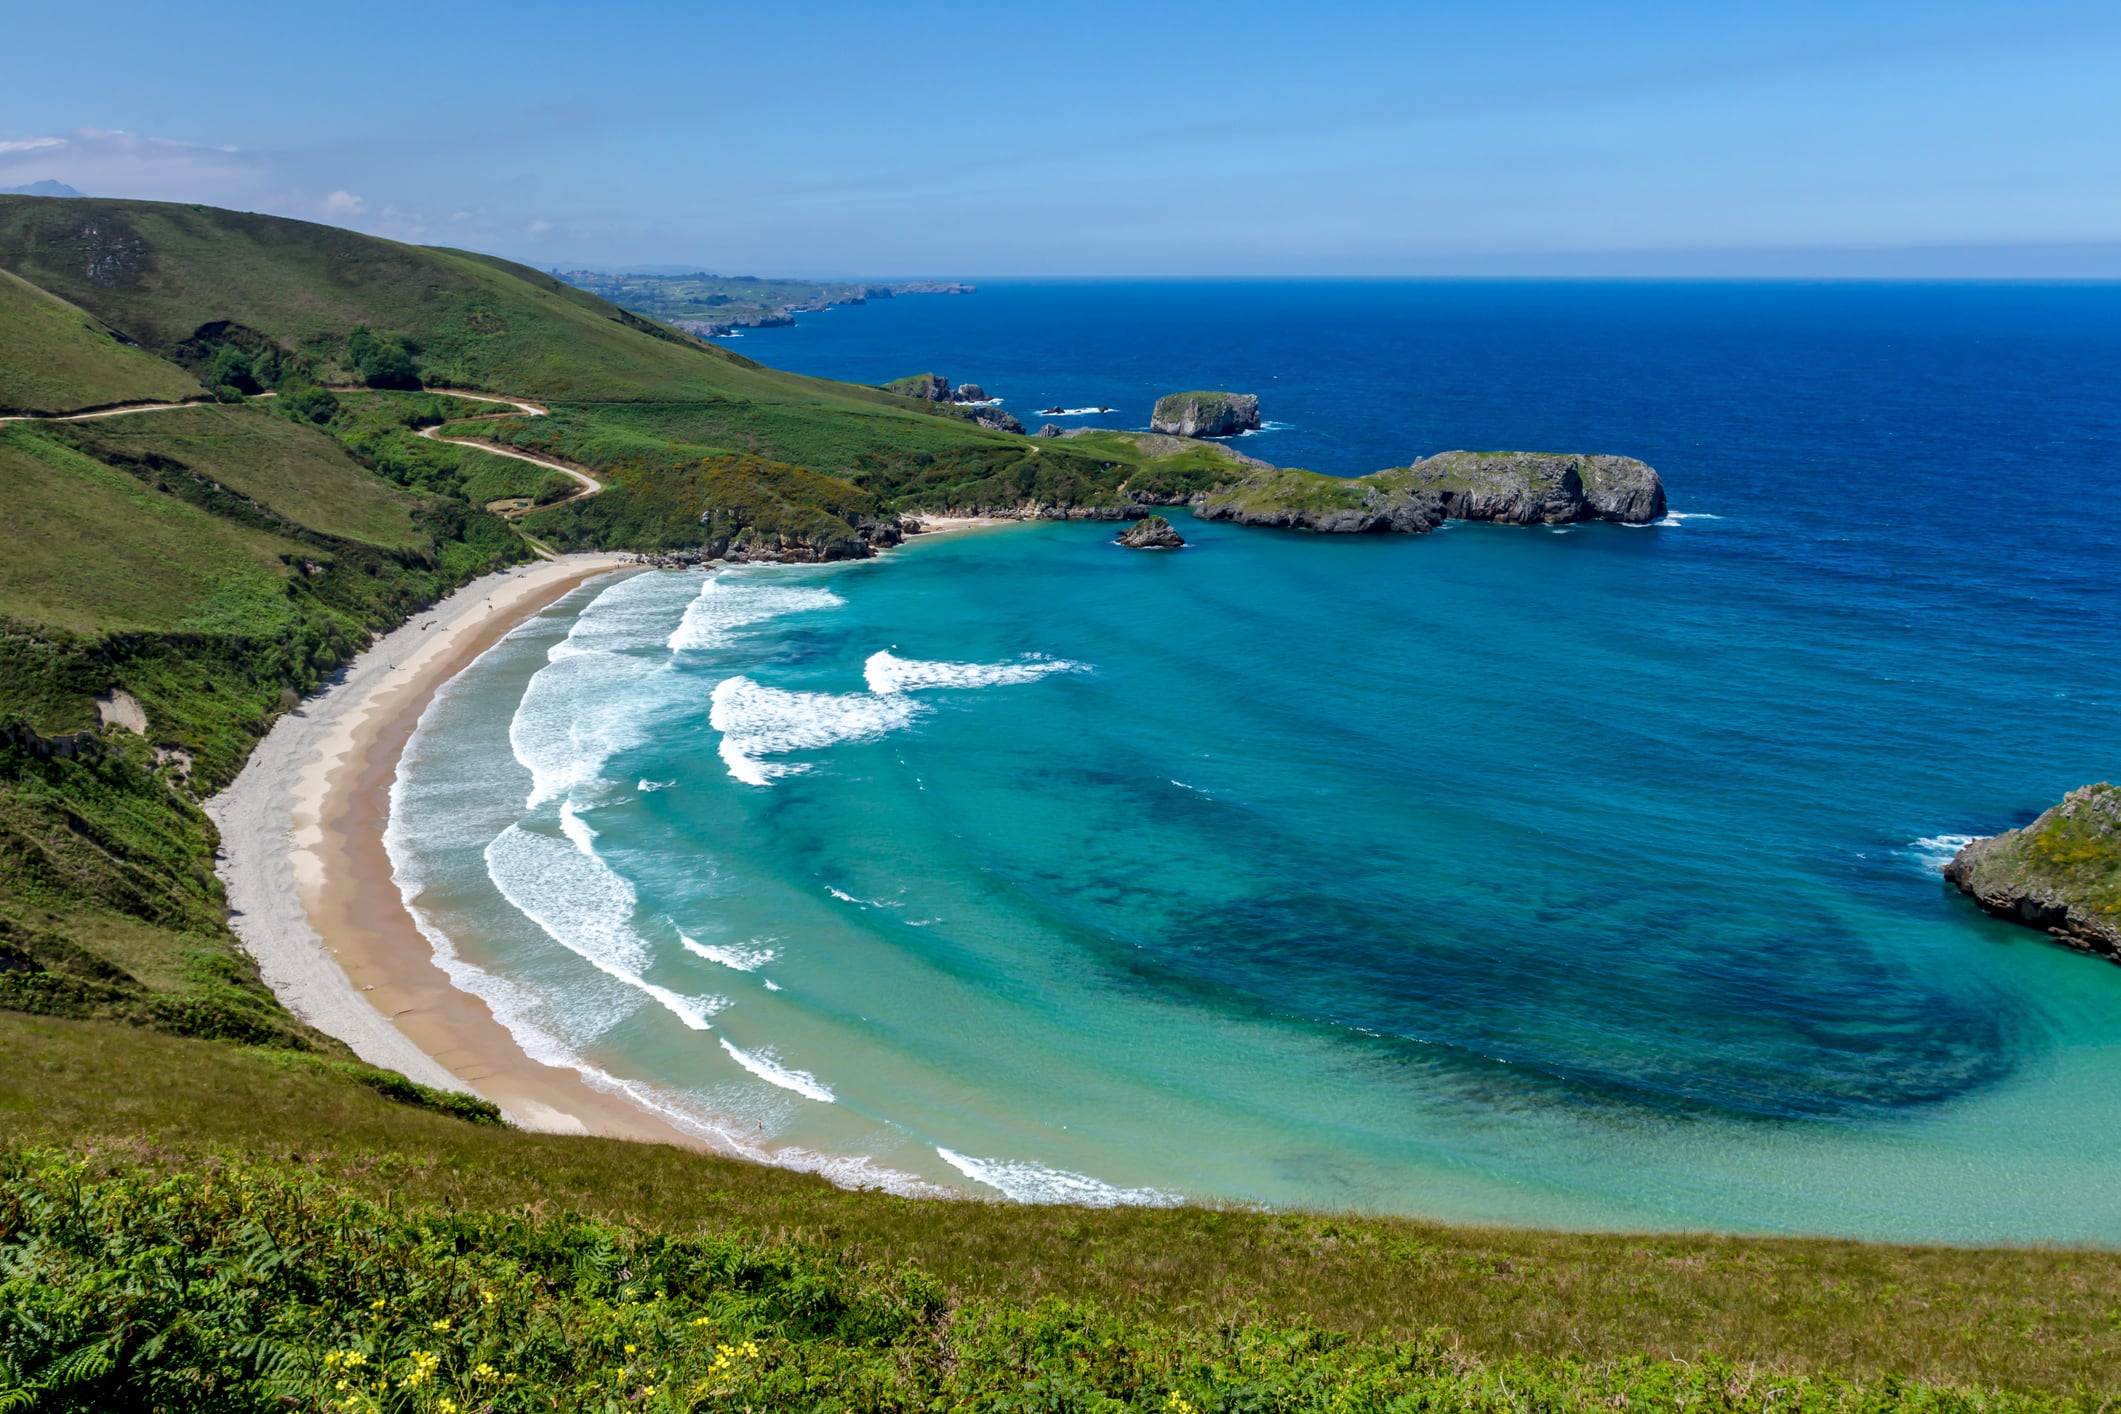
[6,0,2116,276]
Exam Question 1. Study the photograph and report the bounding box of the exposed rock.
[1151,391,1261,438]
[1398,451,1666,526]
[966,406,1025,435]
[885,372,953,401]
[93,689,148,735]
[1945,784,2121,964]
[1036,423,1065,437]
[1193,451,1665,534]
[1116,515,1185,549]
[954,383,988,402]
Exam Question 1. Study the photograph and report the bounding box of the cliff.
[1195,451,1666,533]
[1945,783,2121,963]
[1151,391,1261,438]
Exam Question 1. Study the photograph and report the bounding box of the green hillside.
[0,265,202,415]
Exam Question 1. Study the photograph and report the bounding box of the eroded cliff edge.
[1946,783,2121,964]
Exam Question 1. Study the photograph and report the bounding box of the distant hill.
[556,267,973,336]
[0,179,85,198]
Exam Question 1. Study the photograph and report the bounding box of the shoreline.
[210,554,705,1146]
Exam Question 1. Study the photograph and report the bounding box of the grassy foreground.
[7,1014,2121,1407]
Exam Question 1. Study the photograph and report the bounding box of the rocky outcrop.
[1036,423,1065,437]
[1194,451,1665,534]
[964,406,1025,435]
[1395,452,1666,525]
[886,373,953,401]
[1151,391,1260,438]
[1116,515,1185,549]
[1946,784,2121,964]
[884,373,998,406]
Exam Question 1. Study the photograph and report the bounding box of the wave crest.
[935,1147,1181,1206]
[864,650,1089,695]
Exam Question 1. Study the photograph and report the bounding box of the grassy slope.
[0,265,201,415]
[45,401,427,549]
[6,1013,2121,1399]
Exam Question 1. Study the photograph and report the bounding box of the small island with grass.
[1948,783,2121,963]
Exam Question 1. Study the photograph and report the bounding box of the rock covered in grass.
[1194,451,1666,533]
[1946,783,2121,963]
[1151,391,1260,438]
[1116,514,1186,549]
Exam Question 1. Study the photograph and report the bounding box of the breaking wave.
[719,1038,836,1102]
[484,824,725,1031]
[863,650,1089,694]
[668,578,843,653]
[708,677,922,786]
[680,932,778,972]
[935,1148,1182,1206]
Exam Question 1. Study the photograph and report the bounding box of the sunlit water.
[389,282,2121,1238]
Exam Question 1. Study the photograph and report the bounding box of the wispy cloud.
[322,189,366,214]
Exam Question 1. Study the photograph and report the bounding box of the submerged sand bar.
[208,553,701,1145]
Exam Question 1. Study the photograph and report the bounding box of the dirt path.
[0,399,207,425]
[4,385,601,512]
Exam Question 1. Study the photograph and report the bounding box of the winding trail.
[2,385,604,521]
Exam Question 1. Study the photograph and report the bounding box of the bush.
[347,327,421,391]
[274,377,339,425]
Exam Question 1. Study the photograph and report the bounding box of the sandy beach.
[209,554,703,1145]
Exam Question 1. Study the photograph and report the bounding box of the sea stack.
[1945,783,2121,964]
[1151,391,1261,438]
[1116,514,1186,549]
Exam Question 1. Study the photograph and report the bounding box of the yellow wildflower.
[625,1343,637,1355]
[475,1362,499,1381]
[432,1317,453,1332]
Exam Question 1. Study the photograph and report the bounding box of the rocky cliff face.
[1946,784,2121,964]
[1151,391,1261,438]
[1194,451,1666,534]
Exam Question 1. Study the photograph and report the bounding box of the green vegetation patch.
[13,1151,2093,1414]
[10,1014,2121,1401]
[1968,784,2121,919]
[0,427,313,636]
[47,401,427,549]
[1204,465,1372,516]
[0,267,201,416]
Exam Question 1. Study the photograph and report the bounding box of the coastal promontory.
[1946,783,2121,963]
[1193,451,1667,533]
[1151,391,1261,438]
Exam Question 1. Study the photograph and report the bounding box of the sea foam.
[679,931,778,972]
[668,577,843,653]
[935,1148,1182,1206]
[1909,834,1977,874]
[719,1038,836,1102]
[485,824,725,1031]
[709,676,922,785]
[864,650,1089,694]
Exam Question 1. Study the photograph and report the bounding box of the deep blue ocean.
[391,282,2121,1237]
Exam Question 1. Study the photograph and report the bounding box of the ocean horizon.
[386,279,2121,1238]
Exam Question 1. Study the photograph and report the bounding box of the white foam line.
[935,1147,1182,1207]
[557,799,597,857]
[484,824,724,1031]
[864,650,1089,695]
[680,931,778,972]
[719,1038,836,1102]
[1908,833,1977,874]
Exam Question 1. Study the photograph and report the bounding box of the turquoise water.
[390,283,2121,1239]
